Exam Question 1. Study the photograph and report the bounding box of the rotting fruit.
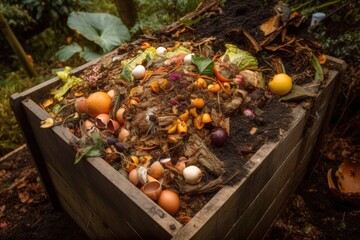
[86,91,112,118]
[268,73,292,96]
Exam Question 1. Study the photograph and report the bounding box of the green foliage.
[21,0,84,28]
[130,0,202,34]
[0,72,45,155]
[56,12,131,62]
[0,2,35,31]
[315,28,360,64]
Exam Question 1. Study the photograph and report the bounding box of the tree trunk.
[0,13,37,77]
[113,0,138,29]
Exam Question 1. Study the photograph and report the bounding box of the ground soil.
[1,0,359,239]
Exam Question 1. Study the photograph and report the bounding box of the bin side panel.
[21,99,180,239]
[173,105,308,240]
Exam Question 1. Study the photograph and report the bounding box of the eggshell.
[74,97,87,113]
[132,65,146,79]
[118,127,130,141]
[141,181,162,201]
[116,107,126,124]
[148,161,164,179]
[184,54,193,65]
[157,190,180,215]
[183,165,202,184]
[156,46,167,56]
[107,119,120,133]
[95,113,110,129]
[128,169,139,186]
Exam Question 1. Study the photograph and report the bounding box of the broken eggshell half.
[327,160,360,206]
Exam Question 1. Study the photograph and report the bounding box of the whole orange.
[86,91,112,118]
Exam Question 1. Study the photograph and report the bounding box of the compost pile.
[37,0,327,222]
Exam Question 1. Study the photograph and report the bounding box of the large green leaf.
[67,12,131,53]
[79,46,102,62]
[56,42,82,62]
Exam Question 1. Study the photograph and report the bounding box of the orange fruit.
[268,73,292,96]
[86,91,112,118]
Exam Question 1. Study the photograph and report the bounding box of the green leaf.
[281,84,317,101]
[74,146,93,164]
[220,44,258,70]
[310,54,324,81]
[79,46,102,62]
[191,55,214,76]
[67,12,131,53]
[56,42,82,62]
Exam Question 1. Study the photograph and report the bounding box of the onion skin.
[210,128,228,148]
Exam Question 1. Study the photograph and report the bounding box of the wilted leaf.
[55,42,82,62]
[310,54,324,81]
[191,55,214,76]
[67,12,131,53]
[281,84,317,101]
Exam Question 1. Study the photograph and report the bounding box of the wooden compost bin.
[11,55,345,239]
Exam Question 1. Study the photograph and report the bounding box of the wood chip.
[250,127,257,135]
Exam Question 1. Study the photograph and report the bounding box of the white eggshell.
[132,65,146,79]
[183,165,202,184]
[156,46,167,57]
[184,54,193,65]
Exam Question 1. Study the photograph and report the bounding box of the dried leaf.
[260,15,281,36]
[18,191,30,203]
[264,37,296,52]
[280,85,317,101]
[243,31,262,52]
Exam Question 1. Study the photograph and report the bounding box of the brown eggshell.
[118,127,130,141]
[157,190,180,215]
[116,107,126,124]
[107,119,120,133]
[141,181,162,201]
[148,161,164,179]
[95,113,110,129]
[128,169,139,186]
[74,97,87,113]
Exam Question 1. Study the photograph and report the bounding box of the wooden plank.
[249,145,314,240]
[301,70,339,152]
[172,104,309,240]
[222,70,340,240]
[21,99,181,239]
[47,165,116,239]
[223,139,304,239]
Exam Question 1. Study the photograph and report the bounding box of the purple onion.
[169,73,181,81]
[210,128,228,148]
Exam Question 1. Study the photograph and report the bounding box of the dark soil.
[0,147,88,239]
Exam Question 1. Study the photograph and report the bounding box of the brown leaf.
[264,37,296,52]
[18,191,30,203]
[260,15,281,36]
[260,26,285,46]
[243,31,262,52]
